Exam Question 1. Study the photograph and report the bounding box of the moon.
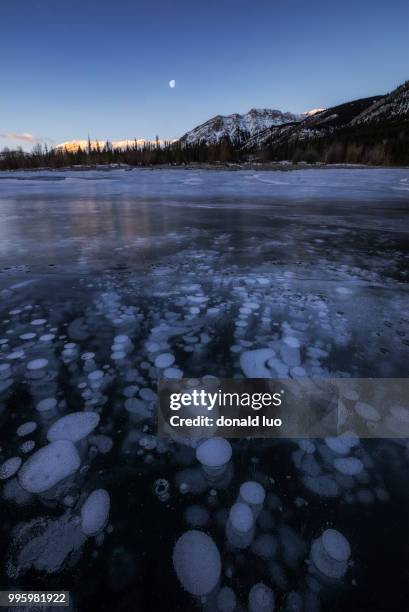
[169,79,176,89]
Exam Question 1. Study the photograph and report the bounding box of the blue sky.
[1,0,408,149]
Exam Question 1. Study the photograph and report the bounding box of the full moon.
[169,79,176,89]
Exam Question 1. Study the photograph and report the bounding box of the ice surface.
[0,168,408,607]
[173,530,221,596]
[251,534,279,560]
[184,505,209,527]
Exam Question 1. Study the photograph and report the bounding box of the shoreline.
[1,162,409,174]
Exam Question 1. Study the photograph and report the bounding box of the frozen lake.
[0,168,408,611]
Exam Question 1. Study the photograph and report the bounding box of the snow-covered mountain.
[242,96,383,150]
[179,108,302,146]
[351,81,409,125]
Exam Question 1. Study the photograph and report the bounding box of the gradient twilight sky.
[1,0,408,150]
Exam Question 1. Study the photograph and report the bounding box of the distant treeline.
[1,122,408,170]
[0,138,241,170]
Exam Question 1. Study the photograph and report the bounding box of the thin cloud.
[0,132,43,144]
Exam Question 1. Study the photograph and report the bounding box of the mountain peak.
[179,108,301,146]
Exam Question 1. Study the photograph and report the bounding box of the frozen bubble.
[248,582,275,612]
[146,341,160,352]
[336,287,352,295]
[81,352,95,361]
[324,437,351,455]
[7,351,25,360]
[18,440,81,493]
[111,350,126,360]
[139,388,157,401]
[354,402,380,421]
[339,432,360,447]
[0,363,11,379]
[299,440,315,454]
[164,367,183,379]
[267,357,289,377]
[310,537,347,579]
[196,437,232,468]
[7,513,86,576]
[240,481,265,506]
[39,333,55,342]
[20,440,35,454]
[124,398,151,419]
[139,435,157,450]
[123,385,138,398]
[0,457,22,480]
[217,586,236,612]
[184,505,209,528]
[173,530,221,596]
[290,366,307,378]
[31,318,47,326]
[280,336,301,367]
[154,353,175,368]
[88,370,104,381]
[334,457,363,476]
[27,358,48,371]
[322,529,351,562]
[390,406,409,422]
[341,387,359,401]
[36,397,57,412]
[81,489,110,536]
[240,349,275,378]
[90,434,113,454]
[47,412,100,443]
[17,421,37,437]
[20,333,37,340]
[154,478,170,502]
[229,503,254,533]
[114,334,129,344]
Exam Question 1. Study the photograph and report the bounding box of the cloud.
[0,132,43,144]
